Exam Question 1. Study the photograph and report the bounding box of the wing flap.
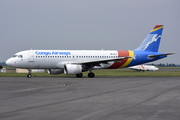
[69,56,131,67]
[82,56,132,68]
[82,56,131,64]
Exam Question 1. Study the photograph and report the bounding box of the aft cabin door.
[29,51,34,62]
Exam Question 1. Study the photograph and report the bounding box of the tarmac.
[0,76,180,120]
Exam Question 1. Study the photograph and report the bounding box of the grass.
[1,68,180,77]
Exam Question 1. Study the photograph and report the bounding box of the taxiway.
[0,77,180,120]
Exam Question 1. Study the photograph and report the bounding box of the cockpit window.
[13,55,17,58]
[18,55,23,58]
[12,55,23,58]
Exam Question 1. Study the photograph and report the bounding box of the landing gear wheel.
[76,73,83,78]
[27,74,32,78]
[88,73,95,78]
[27,69,32,78]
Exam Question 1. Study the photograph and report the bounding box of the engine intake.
[64,64,82,75]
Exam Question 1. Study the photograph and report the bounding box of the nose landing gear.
[27,74,32,78]
[27,69,32,78]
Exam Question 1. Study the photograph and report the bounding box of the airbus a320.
[6,25,173,78]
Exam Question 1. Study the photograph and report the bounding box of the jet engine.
[64,64,82,75]
[48,69,64,75]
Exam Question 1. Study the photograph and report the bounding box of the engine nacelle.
[64,64,82,75]
[48,69,64,75]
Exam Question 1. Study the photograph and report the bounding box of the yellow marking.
[119,51,134,68]
[150,26,164,32]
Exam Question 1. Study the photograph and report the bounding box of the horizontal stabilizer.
[148,53,174,59]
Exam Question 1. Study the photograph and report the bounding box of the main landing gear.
[88,72,95,78]
[76,73,83,78]
[88,69,95,78]
[27,69,32,78]
[76,70,95,78]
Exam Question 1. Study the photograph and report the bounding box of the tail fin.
[135,25,164,52]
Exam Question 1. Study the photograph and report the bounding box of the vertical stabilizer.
[135,25,164,52]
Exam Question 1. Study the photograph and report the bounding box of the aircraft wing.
[70,56,132,67]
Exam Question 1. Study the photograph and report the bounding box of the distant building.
[0,68,16,73]
[16,69,46,73]
[16,68,29,73]
[0,68,45,73]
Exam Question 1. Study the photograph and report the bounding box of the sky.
[0,0,180,64]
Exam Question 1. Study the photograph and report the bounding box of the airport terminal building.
[0,68,45,73]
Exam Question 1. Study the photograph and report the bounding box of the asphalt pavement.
[0,76,180,120]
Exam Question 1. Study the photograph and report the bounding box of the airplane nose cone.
[6,59,12,66]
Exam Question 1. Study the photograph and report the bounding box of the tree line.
[147,63,179,67]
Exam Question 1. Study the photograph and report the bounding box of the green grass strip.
[1,69,180,77]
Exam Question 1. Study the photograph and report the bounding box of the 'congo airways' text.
[35,51,71,56]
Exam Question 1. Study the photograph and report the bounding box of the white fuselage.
[6,50,119,69]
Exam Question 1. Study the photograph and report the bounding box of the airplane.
[129,64,159,72]
[6,25,173,78]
